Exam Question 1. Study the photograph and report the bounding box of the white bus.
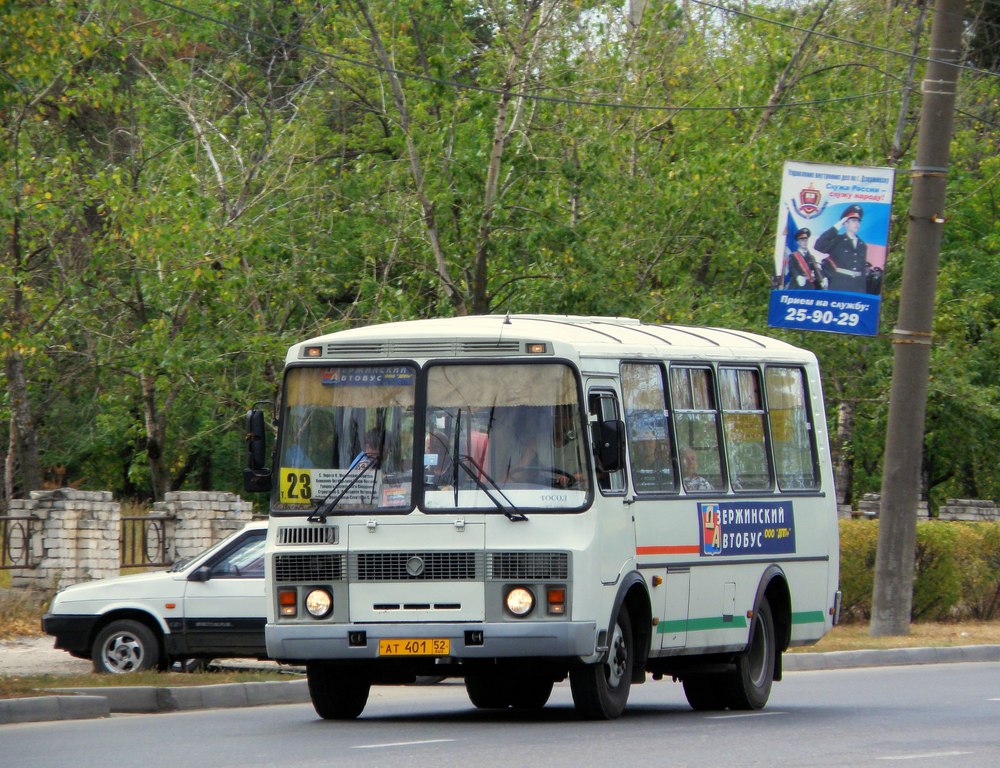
[244,315,841,720]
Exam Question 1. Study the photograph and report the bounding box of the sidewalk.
[2,644,999,725]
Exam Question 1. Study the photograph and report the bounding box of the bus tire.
[682,674,729,711]
[570,604,633,720]
[509,677,554,710]
[307,662,371,720]
[727,597,775,710]
[465,673,510,709]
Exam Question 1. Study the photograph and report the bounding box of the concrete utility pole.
[870,0,966,636]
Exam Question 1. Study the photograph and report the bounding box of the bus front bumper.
[266,620,597,661]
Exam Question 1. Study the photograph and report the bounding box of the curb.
[0,694,110,724]
[0,680,308,725]
[3,646,999,725]
[783,643,1000,671]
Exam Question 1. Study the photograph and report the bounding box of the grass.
[0,587,47,638]
[790,618,1000,653]
[0,669,296,700]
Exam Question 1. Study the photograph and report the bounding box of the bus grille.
[276,525,338,545]
[352,551,482,581]
[274,553,346,583]
[487,552,569,580]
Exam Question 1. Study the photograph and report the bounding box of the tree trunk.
[5,350,43,494]
[833,400,854,507]
[140,371,169,501]
[749,0,833,143]
[353,0,467,315]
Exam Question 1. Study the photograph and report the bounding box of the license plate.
[378,638,450,656]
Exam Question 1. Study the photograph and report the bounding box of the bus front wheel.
[306,662,371,720]
[570,605,633,720]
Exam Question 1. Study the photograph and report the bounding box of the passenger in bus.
[681,447,713,491]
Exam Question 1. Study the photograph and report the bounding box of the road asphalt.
[2,641,999,726]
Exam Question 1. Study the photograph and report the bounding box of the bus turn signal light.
[278,588,298,618]
[547,587,566,615]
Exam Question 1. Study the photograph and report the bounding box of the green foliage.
[839,520,1000,623]
[1,0,998,503]
[838,518,880,620]
[911,521,961,621]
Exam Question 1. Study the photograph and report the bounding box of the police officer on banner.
[786,228,827,290]
[816,204,867,293]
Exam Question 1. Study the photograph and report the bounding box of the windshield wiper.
[454,454,528,522]
[308,452,380,524]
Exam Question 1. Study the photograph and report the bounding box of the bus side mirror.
[243,407,273,493]
[593,418,626,473]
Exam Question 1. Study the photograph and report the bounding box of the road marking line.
[353,739,455,750]
[876,751,972,761]
[706,711,787,720]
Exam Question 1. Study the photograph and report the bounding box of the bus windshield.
[423,362,590,511]
[274,365,417,513]
[273,361,590,514]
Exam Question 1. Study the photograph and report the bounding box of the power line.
[144,0,992,118]
[688,0,999,80]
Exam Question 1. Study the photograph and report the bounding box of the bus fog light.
[505,587,535,617]
[305,588,333,618]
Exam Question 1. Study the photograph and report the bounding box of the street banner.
[768,160,895,336]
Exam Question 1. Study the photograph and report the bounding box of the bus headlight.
[505,587,535,617]
[305,588,333,618]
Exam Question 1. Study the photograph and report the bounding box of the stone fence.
[840,493,997,521]
[5,489,252,592]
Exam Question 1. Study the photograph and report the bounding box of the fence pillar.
[153,491,252,562]
[9,489,120,592]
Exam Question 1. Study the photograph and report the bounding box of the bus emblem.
[701,504,722,555]
[405,556,425,577]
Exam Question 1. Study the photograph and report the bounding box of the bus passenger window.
[720,368,772,491]
[669,367,724,492]
[621,363,677,493]
[765,367,820,490]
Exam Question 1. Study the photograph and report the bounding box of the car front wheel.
[91,619,161,674]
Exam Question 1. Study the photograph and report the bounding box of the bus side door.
[586,384,635,587]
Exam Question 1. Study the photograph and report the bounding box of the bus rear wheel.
[570,604,633,720]
[306,662,371,720]
[727,597,776,710]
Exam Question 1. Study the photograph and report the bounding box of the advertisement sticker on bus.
[699,501,796,556]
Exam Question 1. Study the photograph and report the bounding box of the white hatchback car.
[42,521,267,673]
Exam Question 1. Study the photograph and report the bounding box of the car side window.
[208,533,266,579]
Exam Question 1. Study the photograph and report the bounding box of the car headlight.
[305,588,333,618]
[505,586,535,617]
